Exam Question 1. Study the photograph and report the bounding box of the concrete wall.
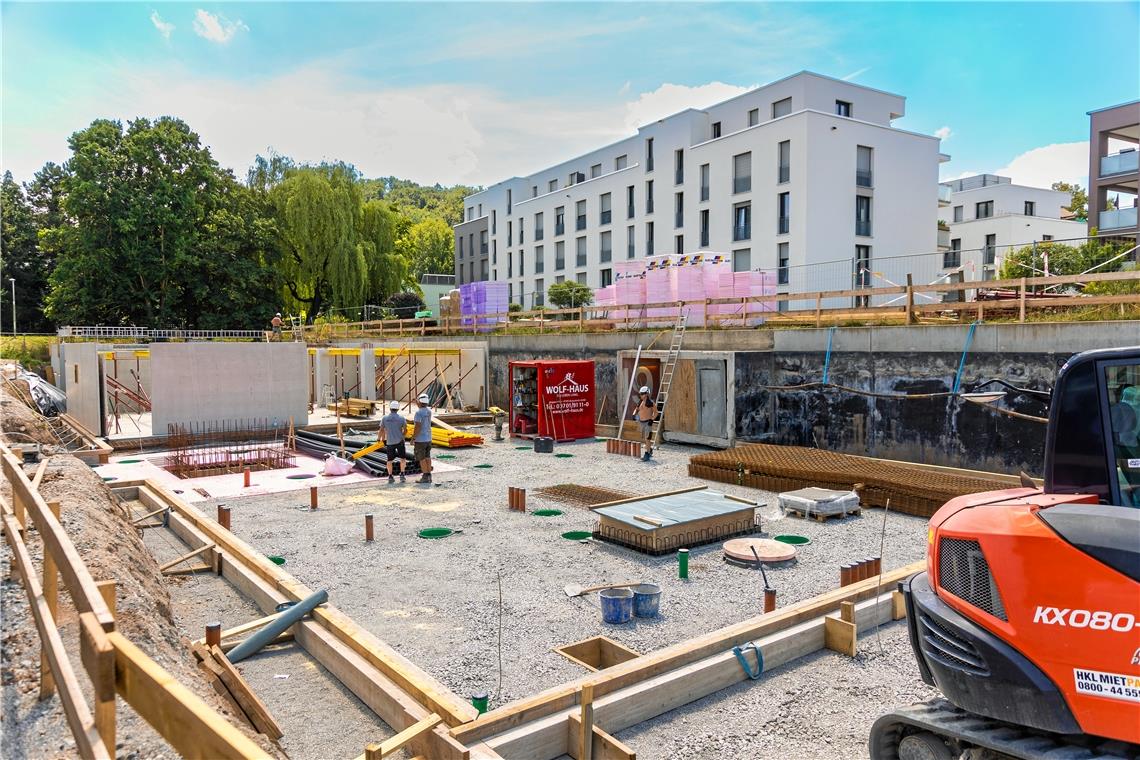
[60,342,104,435]
[150,343,308,433]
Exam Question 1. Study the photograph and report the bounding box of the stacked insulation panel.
[460,281,508,330]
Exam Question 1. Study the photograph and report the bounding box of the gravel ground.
[191,430,931,758]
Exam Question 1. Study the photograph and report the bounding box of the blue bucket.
[632,583,661,618]
[599,587,633,624]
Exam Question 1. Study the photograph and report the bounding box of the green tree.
[359,198,411,301]
[547,280,594,310]
[1052,181,1088,219]
[0,172,50,333]
[397,217,454,281]
[998,239,1133,280]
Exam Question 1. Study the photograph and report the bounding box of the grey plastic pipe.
[227,589,329,663]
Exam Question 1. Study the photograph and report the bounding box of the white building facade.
[939,174,1087,282]
[455,72,946,308]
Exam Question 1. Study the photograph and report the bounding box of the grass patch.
[0,335,57,369]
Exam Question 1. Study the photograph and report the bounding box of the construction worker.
[413,393,434,484]
[270,312,283,341]
[380,400,407,484]
[634,386,656,462]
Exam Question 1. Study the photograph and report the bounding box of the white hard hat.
[639,386,650,393]
[390,400,400,410]
[276,312,281,317]
[418,394,430,403]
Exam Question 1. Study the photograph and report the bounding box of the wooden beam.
[30,459,49,491]
[194,611,284,645]
[453,562,921,745]
[79,613,116,755]
[110,632,270,759]
[40,499,61,699]
[361,712,442,758]
[1,507,110,760]
[585,485,707,512]
[163,562,214,576]
[159,543,215,573]
[131,506,167,526]
[824,601,857,657]
[208,646,283,741]
[578,685,594,760]
[566,716,636,760]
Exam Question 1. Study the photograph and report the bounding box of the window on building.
[534,278,544,307]
[976,200,994,219]
[518,249,524,277]
[600,231,612,262]
[458,236,464,259]
[772,97,792,118]
[711,122,721,139]
[506,189,512,215]
[577,272,587,285]
[467,206,474,221]
[469,261,474,282]
[492,240,497,264]
[944,238,961,268]
[733,248,750,272]
[508,282,512,302]
[549,179,557,193]
[576,200,587,231]
[600,269,612,287]
[555,240,565,270]
[1024,201,1036,216]
[626,185,635,219]
[856,195,872,237]
[600,193,612,225]
[534,212,544,241]
[591,163,601,179]
[646,137,654,172]
[518,218,524,244]
[615,154,628,171]
[854,245,871,307]
[836,100,852,117]
[777,192,790,234]
[481,260,488,280]
[953,205,963,223]
[555,207,565,236]
[627,226,635,258]
[674,234,684,254]
[535,245,544,274]
[700,209,710,248]
[646,221,655,256]
[778,141,790,184]
[856,146,873,187]
[733,203,751,241]
[493,268,497,280]
[778,242,789,285]
[700,164,710,202]
[674,192,684,229]
[576,236,587,267]
[507,220,513,246]
[532,185,538,198]
[507,251,512,278]
[646,180,654,214]
[480,229,488,254]
[555,275,564,284]
[469,233,474,259]
[1042,234,1053,241]
[675,149,684,184]
[733,152,751,194]
[491,209,497,234]
[984,233,996,265]
[748,108,759,127]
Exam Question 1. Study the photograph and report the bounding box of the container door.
[698,365,726,439]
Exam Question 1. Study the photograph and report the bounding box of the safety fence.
[0,440,268,759]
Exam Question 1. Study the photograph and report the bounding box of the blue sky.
[3,2,1138,188]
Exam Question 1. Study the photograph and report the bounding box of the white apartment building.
[938,174,1087,282]
[454,71,946,308]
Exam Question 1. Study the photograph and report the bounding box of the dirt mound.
[1,454,282,758]
[1,385,59,447]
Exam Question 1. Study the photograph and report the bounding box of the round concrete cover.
[723,537,797,564]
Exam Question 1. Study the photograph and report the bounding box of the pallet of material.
[778,487,861,520]
[689,443,1014,518]
[403,423,483,448]
[329,398,376,418]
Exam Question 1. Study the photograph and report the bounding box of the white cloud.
[995,141,1089,189]
[622,81,755,131]
[150,10,175,40]
[934,126,952,141]
[192,9,248,44]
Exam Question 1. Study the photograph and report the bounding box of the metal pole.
[8,278,15,336]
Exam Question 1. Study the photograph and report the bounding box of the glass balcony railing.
[937,228,950,248]
[938,185,953,204]
[856,220,872,237]
[1100,206,1138,230]
[732,224,751,241]
[733,176,751,194]
[856,170,872,188]
[1100,150,1138,177]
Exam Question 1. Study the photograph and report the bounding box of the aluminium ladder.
[648,312,687,450]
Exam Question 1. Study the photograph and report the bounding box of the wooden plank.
[208,646,284,741]
[163,562,214,576]
[110,632,270,759]
[1,507,110,760]
[566,717,636,760]
[892,590,907,620]
[377,712,443,757]
[30,459,49,491]
[40,500,61,699]
[452,562,921,745]
[1,448,116,631]
[130,506,168,526]
[585,486,708,512]
[159,543,215,573]
[79,612,117,755]
[661,359,697,435]
[578,685,594,760]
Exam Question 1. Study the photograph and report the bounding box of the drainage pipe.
[227,589,329,663]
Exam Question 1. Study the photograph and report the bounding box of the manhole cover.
[561,530,592,540]
[514,446,530,450]
[418,527,454,539]
[437,454,457,460]
[102,476,117,482]
[533,509,562,517]
[723,537,797,564]
[268,556,286,565]
[473,464,493,469]
[554,453,574,458]
[286,473,316,480]
[117,459,143,464]
[774,534,811,546]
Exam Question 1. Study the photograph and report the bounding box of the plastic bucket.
[632,583,661,618]
[599,587,633,624]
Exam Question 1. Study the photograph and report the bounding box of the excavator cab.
[871,347,1140,760]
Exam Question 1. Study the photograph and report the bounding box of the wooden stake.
[361,712,442,759]
[217,504,231,531]
[578,684,594,760]
[243,466,251,488]
[905,273,915,325]
[1018,277,1027,323]
[39,500,61,699]
[159,543,215,574]
[96,579,116,618]
[365,514,374,542]
[310,486,318,511]
[205,622,222,649]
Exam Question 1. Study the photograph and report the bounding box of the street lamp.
[8,278,14,337]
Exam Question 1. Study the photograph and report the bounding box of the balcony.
[555,222,565,236]
[778,166,790,184]
[937,228,950,249]
[700,230,710,248]
[576,215,587,231]
[627,244,635,259]
[732,224,751,241]
[1100,150,1139,177]
[856,170,872,188]
[733,176,751,194]
[856,220,872,237]
[536,260,544,274]
[1100,206,1138,230]
[777,216,789,235]
[600,210,612,225]
[938,184,953,205]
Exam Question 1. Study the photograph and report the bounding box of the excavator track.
[870,699,1140,760]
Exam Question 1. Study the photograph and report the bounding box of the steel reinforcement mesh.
[536,484,634,508]
[688,444,1012,518]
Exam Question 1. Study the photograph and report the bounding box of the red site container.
[509,360,596,442]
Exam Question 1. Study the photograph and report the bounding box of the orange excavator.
[871,347,1140,760]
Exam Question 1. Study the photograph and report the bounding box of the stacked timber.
[403,423,483,448]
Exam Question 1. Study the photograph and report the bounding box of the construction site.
[2,310,1139,760]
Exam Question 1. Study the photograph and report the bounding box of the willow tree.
[359,199,410,301]
[269,164,366,319]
